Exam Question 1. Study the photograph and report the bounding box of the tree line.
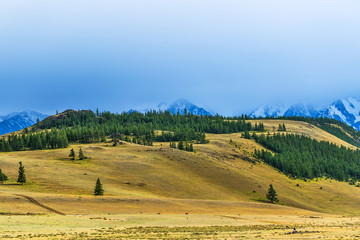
[0,129,68,152]
[0,110,266,152]
[253,133,360,182]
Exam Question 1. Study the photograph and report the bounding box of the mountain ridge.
[0,110,48,135]
[128,99,213,116]
[250,97,360,130]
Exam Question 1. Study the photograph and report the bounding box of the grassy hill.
[2,115,360,238]
[0,118,360,216]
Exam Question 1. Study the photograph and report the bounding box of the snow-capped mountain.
[283,103,319,118]
[320,97,360,130]
[165,99,212,116]
[250,105,290,118]
[128,99,213,116]
[250,103,318,118]
[250,97,360,130]
[0,111,48,135]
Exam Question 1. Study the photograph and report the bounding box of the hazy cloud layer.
[1,0,360,115]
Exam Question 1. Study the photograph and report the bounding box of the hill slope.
[0,119,360,216]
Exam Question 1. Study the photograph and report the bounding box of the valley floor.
[0,190,359,239]
[1,211,360,239]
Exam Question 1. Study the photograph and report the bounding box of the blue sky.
[1,1,360,116]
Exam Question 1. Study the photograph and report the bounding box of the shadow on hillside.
[0,183,23,186]
[253,198,281,205]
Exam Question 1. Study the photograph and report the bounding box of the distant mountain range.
[0,111,48,135]
[128,99,213,116]
[250,97,360,130]
[2,97,360,136]
[250,103,319,118]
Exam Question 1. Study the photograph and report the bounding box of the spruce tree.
[94,178,104,196]
[178,141,184,150]
[266,184,279,203]
[79,148,85,160]
[17,161,26,184]
[69,148,76,160]
[185,142,190,151]
[282,124,286,131]
[0,169,8,183]
[243,131,251,139]
[189,143,194,152]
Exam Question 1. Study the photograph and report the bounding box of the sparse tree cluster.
[0,162,26,184]
[278,124,286,131]
[69,148,87,160]
[253,123,265,132]
[171,141,194,152]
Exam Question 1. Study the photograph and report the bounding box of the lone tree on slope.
[17,161,26,184]
[69,148,76,160]
[0,169,8,184]
[94,178,104,196]
[266,184,279,203]
[78,148,85,160]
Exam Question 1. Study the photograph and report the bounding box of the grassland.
[1,119,360,238]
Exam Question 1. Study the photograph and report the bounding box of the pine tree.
[17,161,26,184]
[79,148,85,160]
[178,141,184,150]
[278,124,283,131]
[282,124,286,131]
[69,148,76,160]
[185,142,190,151]
[0,169,8,183]
[94,178,104,196]
[266,184,279,203]
[189,143,194,152]
[243,131,251,139]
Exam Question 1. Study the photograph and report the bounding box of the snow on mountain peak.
[129,99,212,116]
[0,110,48,135]
[250,97,360,130]
[250,104,291,118]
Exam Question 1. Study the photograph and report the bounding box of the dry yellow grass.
[248,119,357,149]
[0,119,360,238]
